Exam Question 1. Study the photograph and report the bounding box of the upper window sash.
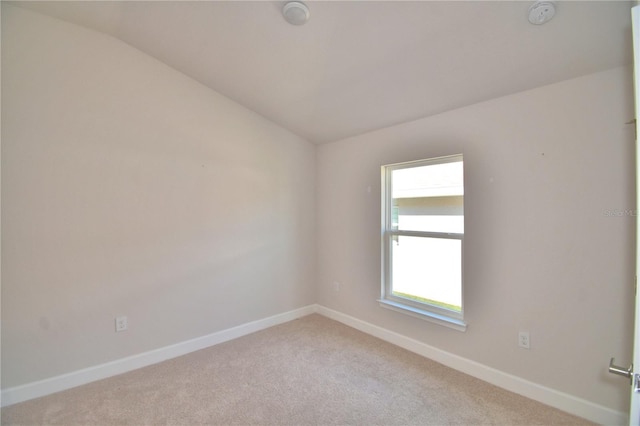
[383,154,464,234]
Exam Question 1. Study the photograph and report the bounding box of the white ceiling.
[11,1,634,144]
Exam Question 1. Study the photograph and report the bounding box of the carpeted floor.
[2,314,594,425]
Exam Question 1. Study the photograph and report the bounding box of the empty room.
[1,1,638,424]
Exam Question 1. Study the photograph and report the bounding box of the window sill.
[378,299,467,332]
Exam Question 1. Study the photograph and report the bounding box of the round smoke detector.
[283,2,310,26]
[528,1,556,25]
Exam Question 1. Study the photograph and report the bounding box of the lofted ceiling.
[9,1,634,144]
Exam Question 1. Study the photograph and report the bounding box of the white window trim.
[378,299,467,332]
[380,154,467,332]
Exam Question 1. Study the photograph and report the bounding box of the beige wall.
[317,66,636,412]
[1,5,316,388]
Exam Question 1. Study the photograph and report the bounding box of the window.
[380,154,466,331]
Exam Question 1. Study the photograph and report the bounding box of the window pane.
[391,235,461,312]
[391,161,463,233]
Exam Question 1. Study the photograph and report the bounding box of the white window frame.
[379,154,466,331]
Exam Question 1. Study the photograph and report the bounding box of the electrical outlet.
[333,281,341,292]
[115,316,128,332]
[518,331,530,349]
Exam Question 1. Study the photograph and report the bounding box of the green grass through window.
[392,291,461,313]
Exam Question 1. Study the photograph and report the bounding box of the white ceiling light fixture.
[528,1,556,25]
[283,1,310,26]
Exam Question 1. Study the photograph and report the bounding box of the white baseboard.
[2,303,628,425]
[315,305,627,426]
[1,305,316,407]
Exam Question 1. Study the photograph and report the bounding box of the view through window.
[381,154,465,329]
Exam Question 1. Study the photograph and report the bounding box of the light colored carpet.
[2,314,593,425]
